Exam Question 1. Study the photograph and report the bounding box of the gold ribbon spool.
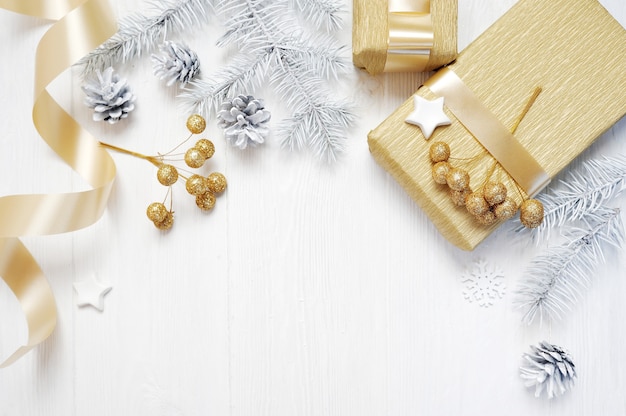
[424,67,551,197]
[0,0,116,367]
[384,0,434,72]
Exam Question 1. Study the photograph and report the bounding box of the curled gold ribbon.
[384,0,434,72]
[0,0,116,366]
[424,67,551,197]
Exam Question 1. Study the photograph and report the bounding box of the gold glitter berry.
[186,114,206,134]
[146,202,168,223]
[196,192,216,211]
[157,164,179,186]
[449,188,472,207]
[195,139,215,159]
[432,162,451,185]
[186,174,208,196]
[465,192,490,216]
[206,172,227,194]
[184,148,206,169]
[483,181,507,206]
[520,199,544,228]
[475,210,497,226]
[494,197,518,221]
[154,210,174,230]
[429,142,450,163]
[446,168,470,191]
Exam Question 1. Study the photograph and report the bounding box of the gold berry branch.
[428,88,545,228]
[99,114,227,230]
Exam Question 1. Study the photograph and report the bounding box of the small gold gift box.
[368,0,626,250]
[352,0,458,74]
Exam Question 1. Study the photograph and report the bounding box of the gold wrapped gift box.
[368,0,626,250]
[352,0,458,74]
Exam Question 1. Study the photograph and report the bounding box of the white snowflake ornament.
[461,260,506,307]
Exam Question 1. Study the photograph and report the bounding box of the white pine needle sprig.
[181,51,271,116]
[286,34,351,80]
[290,0,345,32]
[520,155,626,240]
[516,207,624,325]
[180,0,354,161]
[272,53,354,161]
[78,0,211,76]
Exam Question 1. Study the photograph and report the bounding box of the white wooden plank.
[0,0,625,414]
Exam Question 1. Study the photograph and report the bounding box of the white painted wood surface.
[0,1,625,414]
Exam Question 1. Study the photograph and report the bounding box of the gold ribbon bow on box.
[384,0,434,72]
[0,0,116,367]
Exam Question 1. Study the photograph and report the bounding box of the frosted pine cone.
[82,67,135,124]
[217,95,271,149]
[152,41,200,86]
[520,341,577,399]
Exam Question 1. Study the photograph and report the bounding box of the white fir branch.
[290,0,345,32]
[515,207,624,325]
[520,155,626,239]
[181,51,271,116]
[180,0,353,160]
[215,0,287,48]
[272,53,354,161]
[78,0,211,76]
[286,35,351,80]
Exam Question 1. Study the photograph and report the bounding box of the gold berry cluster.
[144,114,227,230]
[429,141,543,228]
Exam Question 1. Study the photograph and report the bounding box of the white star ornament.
[73,273,112,311]
[404,95,451,139]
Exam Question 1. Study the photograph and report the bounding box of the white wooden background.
[1,0,625,415]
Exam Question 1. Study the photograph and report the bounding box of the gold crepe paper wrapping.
[352,0,458,74]
[368,0,626,250]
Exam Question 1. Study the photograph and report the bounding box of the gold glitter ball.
[446,168,470,191]
[520,199,544,228]
[483,181,507,206]
[494,197,518,221]
[196,191,216,211]
[449,188,472,207]
[157,164,179,186]
[465,192,490,216]
[432,161,451,185]
[195,139,215,159]
[206,172,227,194]
[475,209,497,226]
[184,148,206,169]
[154,211,174,230]
[146,202,168,223]
[186,174,208,196]
[186,114,206,134]
[429,142,450,163]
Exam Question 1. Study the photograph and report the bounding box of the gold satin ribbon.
[384,0,433,72]
[424,67,551,197]
[0,0,116,367]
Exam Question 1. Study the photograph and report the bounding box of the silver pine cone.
[217,95,271,149]
[152,41,200,86]
[82,67,135,124]
[520,341,577,399]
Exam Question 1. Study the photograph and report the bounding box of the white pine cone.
[217,95,271,149]
[520,341,577,399]
[152,41,200,86]
[82,67,135,124]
